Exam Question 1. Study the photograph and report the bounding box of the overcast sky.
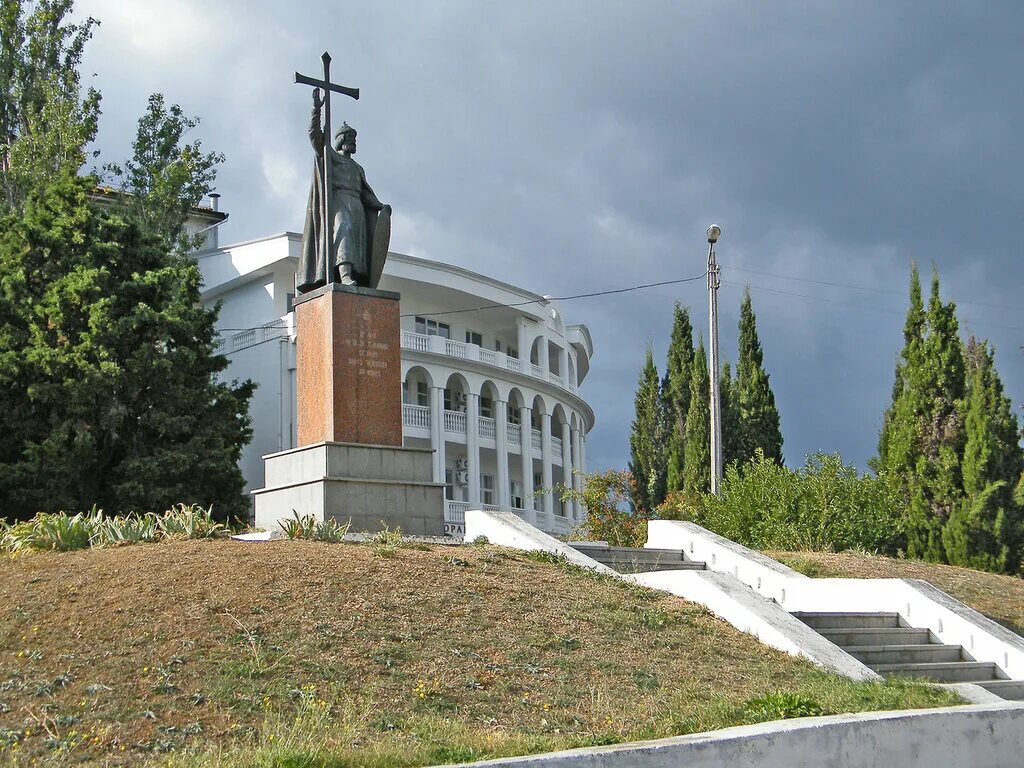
[76,1,1024,473]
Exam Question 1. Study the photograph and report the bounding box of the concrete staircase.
[568,542,705,574]
[793,611,1024,699]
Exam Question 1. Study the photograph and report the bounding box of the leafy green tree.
[943,337,1024,572]
[662,303,694,493]
[0,172,254,521]
[683,339,711,497]
[736,288,783,464]
[628,346,666,511]
[105,93,224,254]
[0,0,100,212]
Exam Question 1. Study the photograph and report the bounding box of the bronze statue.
[295,53,390,292]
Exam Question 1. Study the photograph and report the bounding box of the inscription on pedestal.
[296,284,403,447]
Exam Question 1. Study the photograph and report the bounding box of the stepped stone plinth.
[252,284,445,536]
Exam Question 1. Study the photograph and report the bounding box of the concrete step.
[874,661,999,683]
[846,644,966,666]
[793,612,901,630]
[602,560,706,574]
[974,680,1024,701]
[569,543,705,573]
[818,627,933,647]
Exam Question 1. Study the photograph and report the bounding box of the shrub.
[92,513,160,546]
[658,452,904,555]
[560,469,649,547]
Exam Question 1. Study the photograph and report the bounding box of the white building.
[197,232,595,537]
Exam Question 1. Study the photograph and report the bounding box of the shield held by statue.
[368,206,391,289]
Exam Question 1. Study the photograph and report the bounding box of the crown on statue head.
[335,122,357,139]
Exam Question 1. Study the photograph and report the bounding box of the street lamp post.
[706,225,723,495]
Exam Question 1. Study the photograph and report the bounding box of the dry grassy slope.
[771,551,1024,637]
[0,541,957,766]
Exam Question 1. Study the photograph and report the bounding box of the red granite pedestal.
[294,284,403,447]
[251,283,445,536]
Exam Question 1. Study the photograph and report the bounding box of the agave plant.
[93,513,160,547]
[280,510,317,540]
[315,517,351,543]
[156,504,226,540]
[25,512,95,552]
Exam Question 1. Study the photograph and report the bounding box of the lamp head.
[707,224,722,244]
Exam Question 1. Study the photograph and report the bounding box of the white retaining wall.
[443,703,1024,768]
[647,520,1024,682]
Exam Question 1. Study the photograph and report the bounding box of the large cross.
[295,52,360,282]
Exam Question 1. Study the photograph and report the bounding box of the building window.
[480,474,494,505]
[444,469,454,501]
[465,330,483,347]
[403,381,429,407]
[510,480,523,509]
[480,396,493,418]
[415,316,450,339]
[507,404,520,425]
[508,345,518,360]
[494,339,502,352]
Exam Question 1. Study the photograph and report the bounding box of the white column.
[540,411,553,517]
[519,405,535,524]
[570,424,582,521]
[580,433,587,522]
[559,346,569,382]
[496,400,510,509]
[430,386,446,486]
[466,392,480,506]
[538,333,549,377]
[560,419,572,517]
[516,318,529,365]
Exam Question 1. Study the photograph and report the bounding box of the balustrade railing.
[401,330,430,352]
[551,435,563,454]
[445,500,469,525]
[478,416,496,440]
[402,403,430,430]
[506,422,522,444]
[444,338,468,358]
[531,429,542,451]
[399,331,580,396]
[443,410,467,434]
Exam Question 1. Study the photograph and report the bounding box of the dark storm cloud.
[78,0,1024,472]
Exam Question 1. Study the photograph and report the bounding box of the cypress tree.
[720,361,743,469]
[877,264,927,475]
[628,346,666,511]
[904,270,967,561]
[663,304,695,493]
[736,288,783,464]
[682,339,711,497]
[943,337,1024,572]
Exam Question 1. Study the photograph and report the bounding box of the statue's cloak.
[297,158,326,294]
[296,155,381,293]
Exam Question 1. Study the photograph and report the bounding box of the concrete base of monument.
[252,441,445,536]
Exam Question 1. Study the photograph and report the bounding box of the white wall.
[446,703,1024,768]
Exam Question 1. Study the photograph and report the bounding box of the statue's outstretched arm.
[309,89,324,153]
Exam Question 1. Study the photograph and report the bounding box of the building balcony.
[402,404,563,462]
[401,330,578,395]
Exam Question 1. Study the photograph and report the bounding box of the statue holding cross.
[294,52,391,293]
